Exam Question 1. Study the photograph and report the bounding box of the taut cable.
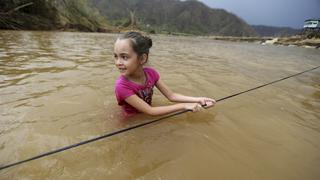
[0,65,319,171]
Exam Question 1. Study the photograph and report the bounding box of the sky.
[198,0,320,29]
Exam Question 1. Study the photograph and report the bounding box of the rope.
[0,65,319,171]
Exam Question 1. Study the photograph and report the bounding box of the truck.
[302,19,320,38]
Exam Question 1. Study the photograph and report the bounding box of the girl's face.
[114,39,142,77]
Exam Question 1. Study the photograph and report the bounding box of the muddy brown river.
[0,30,319,179]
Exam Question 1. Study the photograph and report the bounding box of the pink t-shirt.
[115,67,160,115]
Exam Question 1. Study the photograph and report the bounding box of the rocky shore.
[208,36,320,49]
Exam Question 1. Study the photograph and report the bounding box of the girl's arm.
[155,79,216,105]
[125,95,202,116]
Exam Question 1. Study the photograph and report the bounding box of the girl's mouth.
[118,67,126,72]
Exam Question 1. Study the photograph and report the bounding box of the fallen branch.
[4,2,34,14]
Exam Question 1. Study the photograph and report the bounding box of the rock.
[303,45,316,49]
[264,38,278,45]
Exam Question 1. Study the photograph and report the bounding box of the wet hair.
[118,31,153,58]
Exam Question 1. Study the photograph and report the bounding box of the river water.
[0,30,319,179]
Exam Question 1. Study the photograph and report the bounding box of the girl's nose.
[115,58,123,65]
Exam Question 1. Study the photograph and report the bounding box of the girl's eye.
[122,56,128,60]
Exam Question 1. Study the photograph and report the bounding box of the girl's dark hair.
[118,31,153,57]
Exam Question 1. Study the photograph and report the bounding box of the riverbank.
[208,36,320,49]
[1,28,319,49]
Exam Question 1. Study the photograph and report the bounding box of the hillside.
[91,0,258,36]
[0,0,110,32]
[252,25,301,37]
[1,0,258,36]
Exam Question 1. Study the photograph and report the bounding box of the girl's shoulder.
[143,66,157,72]
[144,66,160,82]
[115,76,131,88]
[143,66,159,75]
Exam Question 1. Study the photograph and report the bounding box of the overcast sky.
[199,0,320,29]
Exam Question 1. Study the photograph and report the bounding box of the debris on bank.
[208,36,320,49]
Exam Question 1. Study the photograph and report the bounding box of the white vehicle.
[302,19,320,38]
[303,19,320,29]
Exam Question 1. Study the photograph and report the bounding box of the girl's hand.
[184,103,203,112]
[197,97,216,108]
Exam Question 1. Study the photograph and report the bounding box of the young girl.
[114,31,215,116]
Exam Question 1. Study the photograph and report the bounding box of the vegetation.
[0,0,258,36]
[2,0,304,38]
[0,0,58,30]
[0,0,110,31]
[252,25,301,37]
[91,0,258,36]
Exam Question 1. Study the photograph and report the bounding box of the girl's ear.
[140,54,148,65]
